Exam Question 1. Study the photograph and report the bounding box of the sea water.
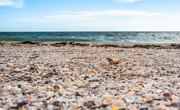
[0,32,180,43]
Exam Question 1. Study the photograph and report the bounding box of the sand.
[0,42,179,110]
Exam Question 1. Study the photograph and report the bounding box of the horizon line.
[0,31,180,32]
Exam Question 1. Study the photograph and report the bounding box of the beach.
[0,42,179,110]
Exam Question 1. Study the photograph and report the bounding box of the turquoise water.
[0,32,180,43]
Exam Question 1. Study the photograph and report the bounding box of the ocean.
[0,32,180,43]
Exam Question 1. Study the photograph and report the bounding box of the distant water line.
[0,32,180,43]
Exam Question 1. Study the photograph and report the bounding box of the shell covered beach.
[0,42,179,110]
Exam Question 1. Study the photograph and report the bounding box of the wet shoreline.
[1,41,180,49]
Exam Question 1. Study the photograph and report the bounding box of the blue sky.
[0,0,180,31]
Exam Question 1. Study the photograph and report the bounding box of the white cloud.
[0,0,23,8]
[17,10,164,22]
[16,10,175,31]
[45,10,164,20]
[113,0,141,3]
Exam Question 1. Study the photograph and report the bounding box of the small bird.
[106,58,120,65]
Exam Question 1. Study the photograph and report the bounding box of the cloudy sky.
[0,0,180,31]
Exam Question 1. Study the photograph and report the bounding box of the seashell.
[75,80,84,87]
[52,101,61,107]
[142,95,153,103]
[46,98,54,104]
[94,99,102,107]
[47,105,54,110]
[106,58,119,65]
[139,105,149,110]
[170,102,180,108]
[112,106,119,110]
[102,97,114,105]
[27,96,36,105]
[53,85,60,93]
[124,96,135,103]
[89,76,101,82]
[156,89,163,93]
[83,101,96,109]
[156,104,169,110]
[17,101,27,110]
[12,87,22,93]
[100,59,109,66]
[18,106,26,110]
[64,91,74,97]
[3,85,12,91]
[112,101,126,107]
[163,92,172,99]
[12,98,19,105]
[17,82,30,90]
[46,91,55,97]
[13,68,22,73]
[89,82,100,89]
